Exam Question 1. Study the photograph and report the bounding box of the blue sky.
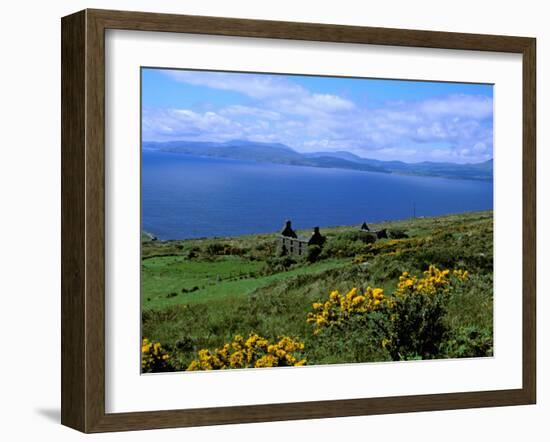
[142,68,493,164]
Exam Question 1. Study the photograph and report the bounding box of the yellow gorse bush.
[141,338,170,372]
[187,333,306,371]
[307,265,470,335]
[396,265,452,297]
[306,286,386,334]
[396,265,469,297]
[453,269,469,281]
[385,265,470,358]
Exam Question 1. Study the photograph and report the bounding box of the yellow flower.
[453,269,469,281]
[141,338,170,373]
[254,354,277,368]
[307,265,468,335]
[345,287,358,301]
[276,349,286,358]
[187,333,306,371]
[229,350,245,368]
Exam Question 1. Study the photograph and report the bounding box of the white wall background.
[0,0,547,440]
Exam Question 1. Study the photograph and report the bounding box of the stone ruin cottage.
[278,219,388,257]
[359,221,388,239]
[278,220,325,256]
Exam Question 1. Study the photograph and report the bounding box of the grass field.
[141,210,493,372]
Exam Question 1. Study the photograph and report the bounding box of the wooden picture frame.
[61,8,536,433]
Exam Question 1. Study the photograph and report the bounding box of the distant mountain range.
[143,140,493,181]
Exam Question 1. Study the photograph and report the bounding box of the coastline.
[142,209,493,245]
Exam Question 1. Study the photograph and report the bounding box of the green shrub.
[388,229,408,239]
[204,242,226,256]
[306,265,470,362]
[443,325,493,358]
[337,230,377,244]
[187,247,199,259]
[306,245,322,263]
[320,238,367,259]
[307,313,391,364]
[384,289,448,360]
[264,256,297,274]
[222,244,247,256]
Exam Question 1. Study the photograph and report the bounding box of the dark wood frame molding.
[61,8,536,433]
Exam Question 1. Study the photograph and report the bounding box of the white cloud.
[303,94,355,111]
[142,108,243,141]
[164,70,355,119]
[164,70,306,99]
[418,94,493,119]
[220,105,281,120]
[146,73,493,163]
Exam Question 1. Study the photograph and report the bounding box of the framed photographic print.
[61,9,536,433]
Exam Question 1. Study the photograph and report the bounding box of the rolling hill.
[143,140,493,181]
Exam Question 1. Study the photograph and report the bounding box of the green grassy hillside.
[142,210,493,371]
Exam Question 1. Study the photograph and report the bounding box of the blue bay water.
[142,151,493,240]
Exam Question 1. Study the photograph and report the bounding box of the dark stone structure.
[359,221,387,239]
[308,227,326,247]
[278,220,325,256]
[280,220,298,238]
